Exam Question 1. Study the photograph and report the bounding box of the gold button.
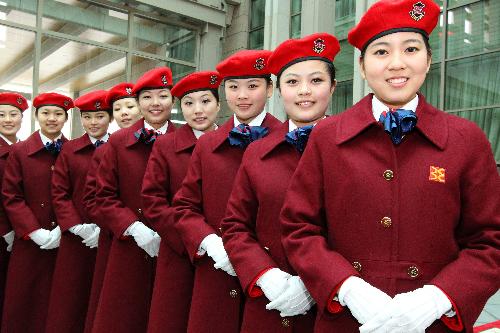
[281,318,290,327]
[383,170,394,180]
[50,165,55,171]
[408,265,419,278]
[263,246,270,252]
[380,216,392,228]
[40,203,45,208]
[352,261,362,272]
[50,221,56,227]
[137,208,142,214]
[229,289,238,298]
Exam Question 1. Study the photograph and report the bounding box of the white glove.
[29,228,51,246]
[266,276,315,317]
[338,276,392,325]
[143,232,161,257]
[69,224,96,240]
[125,222,159,257]
[360,285,452,333]
[256,268,292,301]
[3,230,15,252]
[40,226,61,250]
[82,225,100,249]
[200,234,237,276]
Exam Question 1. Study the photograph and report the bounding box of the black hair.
[35,107,69,120]
[276,60,336,90]
[179,88,220,109]
[360,31,432,60]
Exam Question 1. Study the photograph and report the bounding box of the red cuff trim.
[327,277,351,314]
[194,252,204,260]
[23,234,30,240]
[435,286,464,332]
[247,267,274,298]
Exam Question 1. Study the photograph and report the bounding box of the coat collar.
[259,121,292,159]
[336,93,448,150]
[174,123,197,153]
[27,130,67,156]
[124,119,176,148]
[73,133,94,153]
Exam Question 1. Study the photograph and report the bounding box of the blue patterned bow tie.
[285,125,314,153]
[45,139,63,155]
[379,109,417,145]
[94,139,105,148]
[134,128,160,145]
[228,124,269,148]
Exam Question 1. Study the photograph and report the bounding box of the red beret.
[75,90,111,112]
[106,82,136,106]
[132,67,173,95]
[171,71,221,99]
[216,50,272,79]
[268,33,340,76]
[0,92,29,112]
[33,92,74,111]
[348,0,440,51]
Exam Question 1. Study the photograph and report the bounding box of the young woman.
[0,92,28,326]
[173,50,281,333]
[221,33,340,333]
[1,92,73,333]
[45,90,112,333]
[82,82,142,333]
[280,1,499,332]
[92,67,175,333]
[142,71,221,333]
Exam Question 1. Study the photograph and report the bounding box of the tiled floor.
[475,290,500,327]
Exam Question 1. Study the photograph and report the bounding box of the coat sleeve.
[430,124,500,328]
[173,142,216,262]
[221,154,277,295]
[51,148,81,232]
[83,147,104,224]
[280,131,359,314]
[95,139,138,237]
[142,142,185,255]
[0,200,10,236]
[1,147,40,237]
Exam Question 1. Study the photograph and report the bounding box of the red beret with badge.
[33,92,74,111]
[106,82,136,106]
[348,0,440,51]
[0,92,29,112]
[171,71,221,99]
[216,49,272,80]
[268,32,341,76]
[75,90,111,115]
[132,67,173,95]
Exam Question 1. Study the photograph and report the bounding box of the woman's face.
[360,31,431,109]
[224,77,273,124]
[112,97,141,129]
[81,111,111,139]
[138,88,173,129]
[0,105,22,138]
[279,60,335,126]
[180,90,220,132]
[36,105,67,138]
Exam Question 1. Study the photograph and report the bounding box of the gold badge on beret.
[410,2,426,21]
[125,87,133,95]
[17,97,23,105]
[313,38,326,54]
[209,75,218,85]
[254,58,265,70]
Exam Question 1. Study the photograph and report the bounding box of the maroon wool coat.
[280,94,500,333]
[141,124,197,333]
[173,114,281,333]
[81,143,112,333]
[221,121,316,333]
[46,133,98,333]
[92,119,175,333]
[1,131,67,333]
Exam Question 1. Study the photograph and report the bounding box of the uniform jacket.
[173,114,281,333]
[222,120,315,333]
[280,94,500,333]
[1,131,67,333]
[91,119,175,333]
[142,123,197,333]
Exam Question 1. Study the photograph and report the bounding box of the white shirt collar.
[39,131,62,146]
[233,110,267,127]
[144,120,169,135]
[89,133,110,144]
[288,116,326,133]
[372,95,419,122]
[192,124,218,139]
[0,133,18,145]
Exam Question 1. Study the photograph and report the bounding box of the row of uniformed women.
[1,0,499,332]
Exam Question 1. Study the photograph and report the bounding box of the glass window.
[42,0,128,46]
[445,52,500,110]
[334,0,355,40]
[419,63,441,108]
[429,11,443,63]
[335,40,354,82]
[249,0,265,49]
[290,0,301,39]
[0,0,37,27]
[446,0,500,58]
[331,80,353,115]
